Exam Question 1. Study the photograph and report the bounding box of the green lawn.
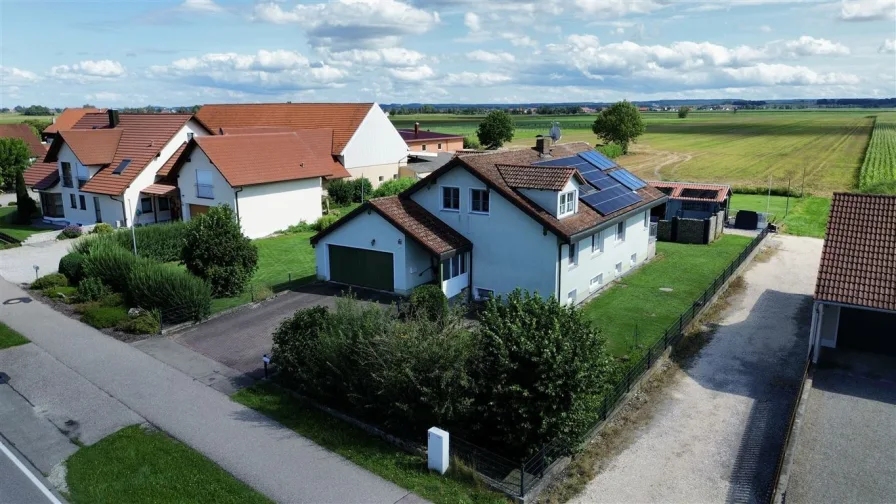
[729,194,830,238]
[0,113,55,124]
[0,206,51,242]
[582,234,754,357]
[0,322,29,349]
[233,383,506,504]
[65,425,271,504]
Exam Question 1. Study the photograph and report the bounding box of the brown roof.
[56,129,122,165]
[814,193,896,311]
[43,107,104,135]
[195,103,375,154]
[157,142,186,178]
[0,124,46,157]
[219,126,296,135]
[292,128,350,179]
[45,113,194,196]
[23,161,59,190]
[311,196,472,258]
[408,143,666,241]
[398,129,464,143]
[191,132,335,187]
[141,182,179,196]
[649,181,731,202]
[496,164,583,191]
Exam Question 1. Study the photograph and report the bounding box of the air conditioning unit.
[114,220,123,228]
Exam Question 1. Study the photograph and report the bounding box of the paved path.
[0,436,65,504]
[0,279,420,504]
[572,235,824,504]
[0,238,77,284]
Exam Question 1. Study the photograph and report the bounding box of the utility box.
[427,427,449,475]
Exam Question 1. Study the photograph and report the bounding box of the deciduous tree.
[476,110,515,149]
[591,100,645,154]
[0,137,31,189]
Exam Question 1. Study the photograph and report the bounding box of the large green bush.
[182,205,258,297]
[408,284,448,323]
[80,305,129,329]
[311,214,340,232]
[81,241,138,293]
[127,261,211,323]
[32,273,68,290]
[112,222,187,263]
[351,178,373,203]
[77,277,112,302]
[595,143,623,159]
[58,252,87,284]
[326,179,353,205]
[371,177,416,198]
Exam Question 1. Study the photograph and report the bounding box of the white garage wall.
[238,178,323,239]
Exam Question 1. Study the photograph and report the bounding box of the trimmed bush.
[372,177,416,198]
[45,285,77,302]
[409,284,448,323]
[111,221,187,262]
[326,179,353,205]
[311,214,340,232]
[81,241,138,293]
[32,273,68,290]
[127,261,211,323]
[77,277,112,302]
[595,143,623,159]
[58,252,87,284]
[80,305,129,329]
[91,223,114,235]
[7,201,16,206]
[58,225,83,240]
[182,205,258,298]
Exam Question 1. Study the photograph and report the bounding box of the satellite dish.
[549,122,562,142]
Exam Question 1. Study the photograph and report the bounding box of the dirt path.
[570,235,823,504]
[619,147,694,180]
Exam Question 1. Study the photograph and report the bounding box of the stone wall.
[657,215,725,245]
[676,218,706,244]
[657,220,673,242]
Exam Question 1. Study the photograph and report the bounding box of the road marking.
[0,438,63,504]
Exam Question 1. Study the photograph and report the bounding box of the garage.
[189,204,210,217]
[837,307,896,355]
[328,245,394,292]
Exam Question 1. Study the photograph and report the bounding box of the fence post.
[520,462,526,498]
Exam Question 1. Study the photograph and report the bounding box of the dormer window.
[559,190,577,217]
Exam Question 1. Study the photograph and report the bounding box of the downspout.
[110,195,126,227]
[557,240,563,303]
[234,187,244,222]
[468,249,473,303]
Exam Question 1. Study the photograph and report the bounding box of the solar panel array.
[532,150,645,215]
[579,150,618,171]
[608,168,647,190]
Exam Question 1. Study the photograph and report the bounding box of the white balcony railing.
[196,184,214,199]
[649,222,658,243]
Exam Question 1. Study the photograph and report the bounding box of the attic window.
[679,188,719,200]
[112,159,132,175]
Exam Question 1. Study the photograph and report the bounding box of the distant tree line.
[817,98,896,108]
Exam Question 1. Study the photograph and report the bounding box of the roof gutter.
[567,196,668,244]
[234,187,243,222]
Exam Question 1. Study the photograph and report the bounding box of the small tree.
[463,136,481,150]
[15,169,37,224]
[326,179,353,205]
[371,177,416,198]
[591,100,645,154]
[476,110,515,149]
[0,137,31,189]
[351,177,373,202]
[678,106,692,119]
[182,205,258,297]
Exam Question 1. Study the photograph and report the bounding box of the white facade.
[177,148,236,220]
[339,104,409,189]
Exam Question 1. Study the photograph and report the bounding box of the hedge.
[81,242,138,293]
[111,222,188,263]
[127,261,211,323]
[59,253,87,284]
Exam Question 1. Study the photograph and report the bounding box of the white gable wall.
[340,103,409,189]
[238,178,322,239]
[176,148,237,221]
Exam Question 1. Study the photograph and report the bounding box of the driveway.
[572,234,824,504]
[0,239,76,284]
[175,282,400,378]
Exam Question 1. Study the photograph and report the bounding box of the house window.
[631,253,637,266]
[40,193,64,218]
[76,164,89,188]
[590,274,603,291]
[476,288,494,300]
[643,212,649,229]
[158,198,170,211]
[196,170,214,199]
[615,262,623,275]
[79,195,86,210]
[140,197,153,213]
[441,186,460,211]
[616,221,625,242]
[441,254,466,280]
[393,174,398,180]
[378,175,384,182]
[568,242,578,268]
[471,189,489,214]
[591,231,603,255]
[61,162,73,188]
[567,289,577,305]
[422,144,427,151]
[438,143,442,150]
[559,190,576,217]
[69,194,76,209]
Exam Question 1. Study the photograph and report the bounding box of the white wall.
[519,179,581,218]
[55,143,125,226]
[238,178,323,239]
[176,148,237,220]
[405,239,438,291]
[819,304,840,348]
[409,167,559,300]
[340,104,408,188]
[560,210,651,305]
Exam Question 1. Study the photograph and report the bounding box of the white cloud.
[839,0,896,20]
[252,0,439,49]
[574,0,666,17]
[443,71,512,86]
[467,50,515,63]
[880,39,896,53]
[324,47,428,67]
[49,60,126,83]
[0,66,41,84]
[387,65,435,81]
[780,36,850,56]
[180,0,224,13]
[464,12,481,32]
[720,64,860,86]
[759,25,772,33]
[502,33,538,48]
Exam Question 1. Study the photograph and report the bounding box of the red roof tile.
[0,124,46,158]
[195,103,374,154]
[814,193,896,311]
[141,182,179,196]
[648,181,731,202]
[43,107,104,135]
[24,161,59,190]
[496,164,582,191]
[56,129,122,165]
[157,142,186,178]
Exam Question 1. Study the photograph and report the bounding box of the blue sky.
[1,0,894,107]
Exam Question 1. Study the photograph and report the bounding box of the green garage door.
[328,245,394,292]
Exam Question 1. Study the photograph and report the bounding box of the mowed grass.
[0,206,51,241]
[0,322,29,349]
[0,113,55,124]
[730,194,831,238]
[65,425,272,504]
[233,383,507,504]
[581,234,753,357]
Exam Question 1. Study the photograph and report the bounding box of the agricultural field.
[857,117,896,192]
[0,113,55,124]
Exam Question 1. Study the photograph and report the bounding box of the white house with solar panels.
[311,139,668,304]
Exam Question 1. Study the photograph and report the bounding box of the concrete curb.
[772,366,814,504]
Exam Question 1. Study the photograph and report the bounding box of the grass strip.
[0,321,29,349]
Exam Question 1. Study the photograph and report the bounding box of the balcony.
[196,184,214,199]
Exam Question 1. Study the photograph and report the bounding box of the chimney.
[535,135,547,154]
[414,122,420,138]
[107,109,120,128]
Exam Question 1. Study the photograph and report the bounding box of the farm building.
[649,181,732,221]
[398,123,464,153]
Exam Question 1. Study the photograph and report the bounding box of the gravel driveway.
[0,239,76,284]
[572,235,824,504]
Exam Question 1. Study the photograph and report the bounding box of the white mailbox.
[427,427,449,475]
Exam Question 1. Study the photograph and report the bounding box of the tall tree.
[591,100,645,154]
[0,138,31,190]
[476,110,515,149]
[678,106,692,119]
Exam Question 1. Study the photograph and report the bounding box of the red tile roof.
[56,129,122,165]
[648,181,731,202]
[43,108,104,135]
[45,113,194,196]
[0,123,46,158]
[23,161,59,190]
[157,142,186,178]
[141,182,179,196]
[292,128,350,179]
[195,103,375,154]
[815,193,896,311]
[496,164,582,191]
[311,196,472,257]
[398,129,464,143]
[192,132,335,187]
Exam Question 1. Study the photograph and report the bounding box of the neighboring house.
[38,110,209,227]
[312,141,667,303]
[398,123,464,153]
[23,161,64,220]
[400,152,455,179]
[0,123,47,159]
[808,193,896,362]
[164,131,346,239]
[650,181,731,220]
[194,103,408,189]
[41,107,104,143]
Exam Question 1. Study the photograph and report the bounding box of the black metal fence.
[454,226,771,500]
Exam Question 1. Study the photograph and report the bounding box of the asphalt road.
[0,437,64,504]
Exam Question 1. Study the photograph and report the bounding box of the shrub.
[372,177,416,198]
[32,273,68,290]
[118,310,160,335]
[182,205,258,298]
[81,241,138,293]
[14,168,37,222]
[282,221,314,234]
[326,179,354,205]
[45,285,77,302]
[91,223,114,235]
[77,277,112,302]
[127,261,211,323]
[463,136,481,150]
[99,292,125,308]
[7,201,16,206]
[311,214,340,232]
[409,284,448,323]
[58,225,83,240]
[595,143,623,159]
[80,305,129,329]
[351,178,373,203]
[58,252,87,284]
[111,221,187,263]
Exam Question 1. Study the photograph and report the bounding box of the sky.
[0,0,894,107]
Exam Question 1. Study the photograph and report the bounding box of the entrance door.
[328,245,394,292]
[93,197,102,223]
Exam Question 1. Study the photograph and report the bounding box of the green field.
[0,113,55,124]
[729,194,831,238]
[858,117,896,191]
